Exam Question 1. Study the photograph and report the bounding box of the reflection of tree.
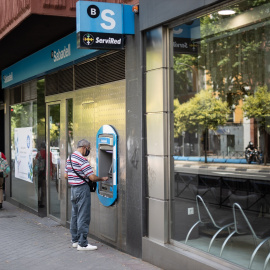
[199,4,270,105]
[242,85,270,164]
[174,55,198,101]
[174,89,229,162]
[49,104,60,147]
[37,79,46,143]
[174,89,229,134]
[11,103,35,146]
[173,1,270,162]
[50,123,60,145]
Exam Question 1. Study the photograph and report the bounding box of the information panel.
[14,127,33,182]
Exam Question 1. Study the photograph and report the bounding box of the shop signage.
[173,38,199,54]
[52,44,71,63]
[2,32,103,88]
[76,1,134,50]
[3,72,13,84]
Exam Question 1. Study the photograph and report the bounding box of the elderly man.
[65,139,108,251]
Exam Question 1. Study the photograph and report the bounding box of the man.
[65,139,108,251]
[246,141,255,151]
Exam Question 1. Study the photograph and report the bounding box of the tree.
[174,89,230,162]
[242,85,270,165]
[174,89,230,134]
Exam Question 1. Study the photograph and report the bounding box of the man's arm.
[89,174,108,182]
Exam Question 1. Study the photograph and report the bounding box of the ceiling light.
[218,10,236,15]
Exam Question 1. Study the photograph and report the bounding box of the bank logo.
[3,72,13,84]
[52,44,71,63]
[27,135,30,149]
[83,33,95,46]
[87,5,116,31]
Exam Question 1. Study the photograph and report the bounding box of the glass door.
[67,99,74,222]
[48,103,61,219]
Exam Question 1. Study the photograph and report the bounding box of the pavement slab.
[0,202,161,270]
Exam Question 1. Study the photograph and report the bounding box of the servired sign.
[76,1,135,50]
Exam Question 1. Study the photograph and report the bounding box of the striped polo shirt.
[65,151,93,186]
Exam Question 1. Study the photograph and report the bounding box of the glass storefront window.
[171,1,270,269]
[10,79,45,212]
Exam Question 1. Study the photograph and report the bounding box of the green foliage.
[174,89,230,137]
[174,55,198,98]
[198,5,266,98]
[242,85,270,130]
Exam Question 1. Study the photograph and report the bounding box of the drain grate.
[0,215,17,218]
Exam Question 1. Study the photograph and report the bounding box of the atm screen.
[108,163,112,177]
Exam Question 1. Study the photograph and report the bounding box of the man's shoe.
[77,244,97,251]
[72,242,78,248]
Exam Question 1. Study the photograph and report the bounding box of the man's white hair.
[77,139,90,148]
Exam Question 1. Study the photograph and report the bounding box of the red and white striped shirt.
[65,151,93,186]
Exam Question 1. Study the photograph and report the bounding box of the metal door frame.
[46,100,62,222]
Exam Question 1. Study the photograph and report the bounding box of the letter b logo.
[87,5,100,18]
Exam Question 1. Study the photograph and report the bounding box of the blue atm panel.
[96,125,118,206]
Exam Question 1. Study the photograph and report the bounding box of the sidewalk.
[0,202,160,270]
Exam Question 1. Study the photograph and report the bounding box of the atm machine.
[96,125,118,206]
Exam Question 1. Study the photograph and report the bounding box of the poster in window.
[14,127,33,182]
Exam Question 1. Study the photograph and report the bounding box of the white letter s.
[100,9,116,30]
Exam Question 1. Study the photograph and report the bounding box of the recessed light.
[218,10,236,15]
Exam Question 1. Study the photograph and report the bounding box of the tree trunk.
[204,128,208,163]
[264,129,268,166]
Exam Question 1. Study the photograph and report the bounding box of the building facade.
[1,0,270,269]
[141,0,270,269]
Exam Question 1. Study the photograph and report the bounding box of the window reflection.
[172,1,270,269]
[173,2,270,163]
[10,79,45,212]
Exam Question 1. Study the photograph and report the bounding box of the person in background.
[65,139,108,251]
[246,141,256,151]
[0,151,9,209]
[34,142,46,208]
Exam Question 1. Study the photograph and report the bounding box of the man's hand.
[89,174,108,182]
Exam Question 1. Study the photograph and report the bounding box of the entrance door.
[48,103,61,219]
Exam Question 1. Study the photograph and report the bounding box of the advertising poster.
[14,127,33,182]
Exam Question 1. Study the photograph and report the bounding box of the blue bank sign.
[76,1,134,50]
[2,32,101,88]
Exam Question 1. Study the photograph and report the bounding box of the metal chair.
[185,195,234,252]
[264,252,270,270]
[220,202,270,269]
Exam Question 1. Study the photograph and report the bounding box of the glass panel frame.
[47,102,61,220]
[66,99,74,222]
